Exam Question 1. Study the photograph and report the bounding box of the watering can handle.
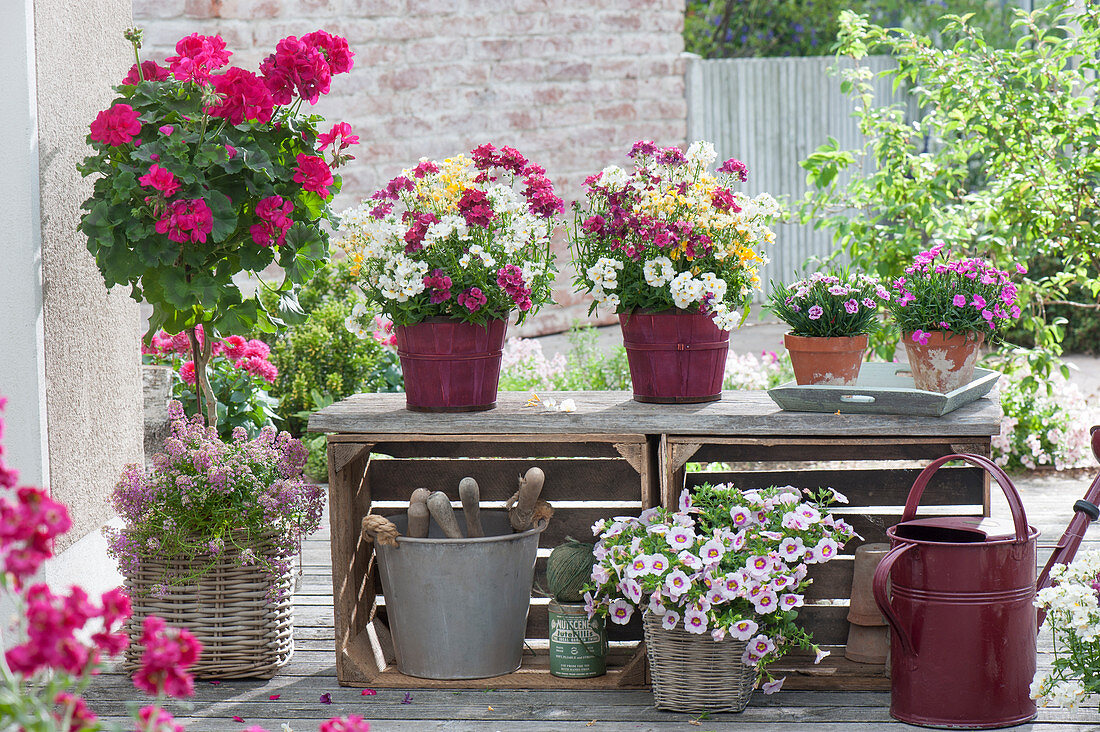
[902,453,1030,544]
[872,541,918,657]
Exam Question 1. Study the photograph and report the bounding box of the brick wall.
[133,0,687,333]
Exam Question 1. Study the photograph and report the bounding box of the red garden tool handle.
[872,541,918,658]
[902,453,1030,544]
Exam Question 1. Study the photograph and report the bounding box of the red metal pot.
[395,318,507,412]
[873,435,1100,729]
[619,310,729,404]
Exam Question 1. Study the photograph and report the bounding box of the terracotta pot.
[902,330,985,393]
[395,318,507,412]
[618,310,729,404]
[784,333,868,386]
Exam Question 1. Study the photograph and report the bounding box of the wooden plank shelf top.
[309,390,1001,437]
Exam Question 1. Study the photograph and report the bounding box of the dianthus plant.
[143,325,279,440]
[337,144,561,327]
[1031,549,1100,711]
[888,244,1022,344]
[106,401,324,598]
[584,482,856,689]
[78,27,356,429]
[569,140,779,331]
[768,271,889,338]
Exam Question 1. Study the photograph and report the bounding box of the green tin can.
[548,600,608,678]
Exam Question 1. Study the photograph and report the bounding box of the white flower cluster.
[600,165,629,191]
[1031,549,1100,709]
[643,256,675,287]
[375,252,427,302]
[343,301,371,340]
[586,257,623,310]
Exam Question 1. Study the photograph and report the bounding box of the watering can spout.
[1034,424,1100,624]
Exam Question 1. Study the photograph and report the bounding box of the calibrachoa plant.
[337,143,561,326]
[768,271,889,338]
[79,27,356,429]
[105,400,324,597]
[1031,549,1100,710]
[143,325,279,440]
[570,140,779,330]
[584,482,856,689]
[887,244,1023,346]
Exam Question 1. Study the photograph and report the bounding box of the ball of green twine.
[547,537,596,603]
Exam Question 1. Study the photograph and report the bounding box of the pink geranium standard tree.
[78,28,358,429]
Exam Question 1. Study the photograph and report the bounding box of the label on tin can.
[549,605,607,678]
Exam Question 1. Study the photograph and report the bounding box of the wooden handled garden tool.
[427,491,464,539]
[506,466,553,532]
[407,489,431,538]
[458,477,484,538]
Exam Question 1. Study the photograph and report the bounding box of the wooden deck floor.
[85,474,1100,731]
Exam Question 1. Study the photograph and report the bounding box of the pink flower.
[132,616,202,699]
[206,66,274,125]
[123,60,170,84]
[139,165,180,197]
[225,144,237,159]
[89,103,142,147]
[317,121,359,153]
[807,305,823,320]
[237,355,278,383]
[972,295,987,309]
[522,171,564,218]
[761,677,786,695]
[302,30,355,74]
[1016,263,1028,275]
[178,361,196,385]
[250,195,294,248]
[155,199,214,244]
[456,188,494,228]
[718,157,749,181]
[457,287,487,313]
[293,154,334,196]
[243,339,270,359]
[953,294,967,307]
[260,36,331,104]
[320,716,371,732]
[165,33,231,82]
[843,298,859,314]
[911,330,931,346]
[711,187,741,213]
[54,692,97,731]
[220,335,247,359]
[137,705,184,732]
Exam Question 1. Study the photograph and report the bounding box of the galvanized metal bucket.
[548,600,607,678]
[375,510,544,680]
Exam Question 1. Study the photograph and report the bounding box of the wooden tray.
[767,364,1000,417]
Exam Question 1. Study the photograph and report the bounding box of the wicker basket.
[642,613,756,713]
[122,540,294,679]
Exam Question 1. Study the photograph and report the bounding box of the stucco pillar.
[0,0,141,602]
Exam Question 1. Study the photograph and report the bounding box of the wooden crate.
[325,433,656,688]
[664,434,992,691]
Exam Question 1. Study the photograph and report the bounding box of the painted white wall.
[0,0,49,490]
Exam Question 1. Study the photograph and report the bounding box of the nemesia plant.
[585,482,856,689]
[106,400,324,597]
[768,271,889,338]
[337,143,562,326]
[79,27,356,429]
[143,326,279,440]
[569,140,779,330]
[888,244,1023,346]
[1031,549,1100,710]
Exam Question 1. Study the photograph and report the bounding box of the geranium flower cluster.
[105,400,324,599]
[1031,549,1100,710]
[337,144,560,326]
[887,244,1023,343]
[585,482,855,688]
[143,326,280,441]
[768,271,889,338]
[570,140,779,330]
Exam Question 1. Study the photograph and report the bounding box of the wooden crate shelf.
[310,390,1001,690]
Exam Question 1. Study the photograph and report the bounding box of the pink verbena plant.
[584,482,855,691]
[337,144,561,327]
[143,325,279,440]
[106,401,323,597]
[887,244,1023,346]
[78,27,357,430]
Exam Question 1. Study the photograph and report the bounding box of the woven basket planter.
[643,613,756,713]
[122,540,294,679]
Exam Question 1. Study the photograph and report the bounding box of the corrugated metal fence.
[685,55,903,296]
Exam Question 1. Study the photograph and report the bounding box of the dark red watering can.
[873,427,1100,729]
